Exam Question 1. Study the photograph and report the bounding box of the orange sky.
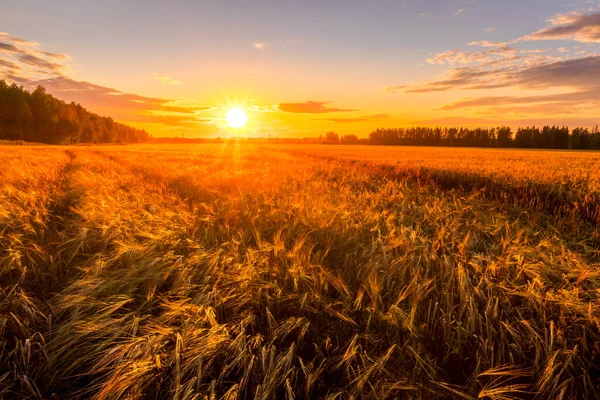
[1,1,600,137]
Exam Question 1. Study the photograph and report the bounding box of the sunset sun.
[226,107,248,129]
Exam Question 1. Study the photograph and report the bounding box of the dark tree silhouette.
[323,131,340,144]
[368,125,599,150]
[0,80,149,144]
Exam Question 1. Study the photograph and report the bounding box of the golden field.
[1,143,599,399]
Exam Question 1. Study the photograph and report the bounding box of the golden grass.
[0,143,599,399]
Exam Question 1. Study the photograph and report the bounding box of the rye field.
[1,143,599,399]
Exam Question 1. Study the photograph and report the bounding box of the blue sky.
[1,0,600,136]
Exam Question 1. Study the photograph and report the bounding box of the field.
[1,143,599,399]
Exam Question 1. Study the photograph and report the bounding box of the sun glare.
[226,107,248,129]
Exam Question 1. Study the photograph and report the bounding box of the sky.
[1,0,600,138]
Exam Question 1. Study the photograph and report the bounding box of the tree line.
[0,80,150,144]
[366,126,600,150]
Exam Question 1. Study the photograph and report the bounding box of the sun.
[226,107,248,129]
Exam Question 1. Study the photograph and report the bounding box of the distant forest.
[0,80,149,144]
[318,127,600,149]
[363,126,600,150]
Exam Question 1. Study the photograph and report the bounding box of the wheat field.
[1,143,599,399]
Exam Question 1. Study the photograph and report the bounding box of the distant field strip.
[1,144,599,399]
[282,145,600,230]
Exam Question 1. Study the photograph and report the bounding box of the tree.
[496,126,512,147]
[366,125,591,150]
[0,81,32,140]
[323,131,340,144]
[341,134,359,144]
[0,80,150,144]
[55,119,79,143]
[571,127,590,150]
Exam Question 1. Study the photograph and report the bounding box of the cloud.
[419,12,427,17]
[514,55,600,88]
[0,59,21,70]
[484,27,497,32]
[395,55,600,93]
[0,33,70,78]
[437,90,600,110]
[126,113,214,126]
[41,51,70,60]
[0,32,38,46]
[468,40,508,47]
[254,42,265,50]
[18,53,64,71]
[388,67,506,93]
[390,8,600,96]
[153,104,213,113]
[468,103,599,116]
[424,55,600,120]
[454,9,464,16]
[326,117,369,123]
[0,42,21,52]
[385,7,600,127]
[366,113,389,119]
[326,114,389,123]
[278,101,356,113]
[522,12,600,43]
[8,75,212,126]
[249,104,280,113]
[153,73,181,85]
[425,45,517,65]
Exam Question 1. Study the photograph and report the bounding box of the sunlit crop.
[1,143,599,399]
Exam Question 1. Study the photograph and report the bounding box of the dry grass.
[0,143,599,399]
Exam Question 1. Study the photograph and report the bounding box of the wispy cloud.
[249,104,280,113]
[0,33,70,78]
[0,42,21,52]
[387,9,600,125]
[392,55,600,93]
[326,114,389,123]
[8,75,210,124]
[18,53,64,71]
[0,32,38,46]
[0,59,21,70]
[425,45,518,66]
[278,101,356,113]
[484,27,497,32]
[436,90,600,111]
[454,9,464,16]
[126,113,214,126]
[41,51,70,60]
[467,40,508,47]
[521,12,600,43]
[153,73,181,85]
[254,42,265,50]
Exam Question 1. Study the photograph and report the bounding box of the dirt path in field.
[0,148,92,397]
[1,148,85,296]
[39,149,83,291]
[28,149,93,298]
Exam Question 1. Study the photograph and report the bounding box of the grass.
[0,143,599,399]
